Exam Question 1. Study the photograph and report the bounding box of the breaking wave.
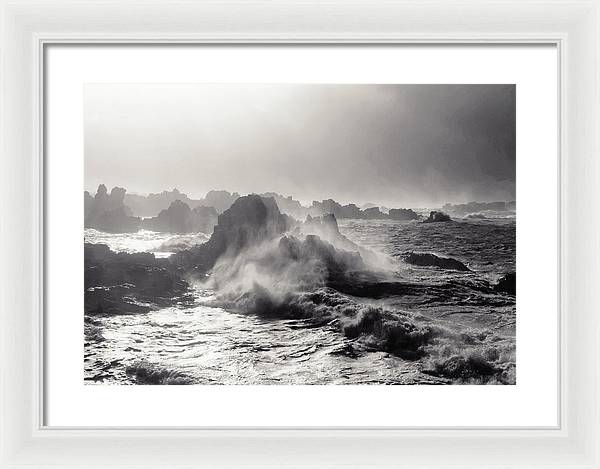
[125,360,194,385]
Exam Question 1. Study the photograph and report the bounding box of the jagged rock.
[85,243,191,315]
[171,195,292,274]
[124,188,239,218]
[125,188,206,218]
[388,208,419,221]
[361,207,387,219]
[423,211,451,223]
[310,198,419,221]
[494,272,516,295]
[403,252,470,271]
[211,195,291,253]
[259,192,308,220]
[299,213,359,253]
[85,185,141,233]
[141,200,218,234]
[302,213,341,239]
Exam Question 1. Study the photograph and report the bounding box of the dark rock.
[423,211,451,223]
[494,272,516,295]
[329,343,360,359]
[84,243,192,315]
[171,195,292,274]
[388,208,419,221]
[85,284,151,315]
[403,252,470,271]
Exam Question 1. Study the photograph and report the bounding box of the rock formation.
[423,211,451,223]
[310,199,418,221]
[85,185,141,233]
[171,195,292,274]
[259,192,309,220]
[124,188,204,218]
[201,190,240,213]
[84,243,192,315]
[403,252,470,271]
[141,200,218,234]
[299,214,359,253]
[388,208,419,221]
[278,234,366,278]
[442,201,516,217]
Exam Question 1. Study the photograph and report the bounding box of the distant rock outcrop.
[310,198,418,221]
[85,185,141,233]
[388,208,419,221]
[443,201,516,217]
[403,252,470,271]
[125,188,239,217]
[202,190,240,213]
[141,200,218,234]
[125,188,203,218]
[362,203,390,213]
[259,192,308,220]
[423,211,451,223]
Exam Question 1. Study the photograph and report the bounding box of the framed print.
[44,44,557,428]
[1,1,599,468]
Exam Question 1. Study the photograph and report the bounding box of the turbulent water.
[84,217,516,385]
[84,228,210,258]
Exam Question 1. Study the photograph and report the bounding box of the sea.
[84,216,516,385]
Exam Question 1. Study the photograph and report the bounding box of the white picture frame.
[1,0,598,467]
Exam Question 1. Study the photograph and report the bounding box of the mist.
[84,84,515,207]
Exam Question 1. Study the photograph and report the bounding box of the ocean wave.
[125,360,194,385]
[155,233,210,253]
[422,338,515,384]
[84,228,209,258]
[206,284,514,383]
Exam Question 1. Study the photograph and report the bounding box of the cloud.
[85,84,515,207]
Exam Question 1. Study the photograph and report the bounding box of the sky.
[84,84,515,208]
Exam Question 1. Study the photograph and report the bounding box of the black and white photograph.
[83,83,516,385]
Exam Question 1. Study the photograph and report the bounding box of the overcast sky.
[84,84,515,207]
